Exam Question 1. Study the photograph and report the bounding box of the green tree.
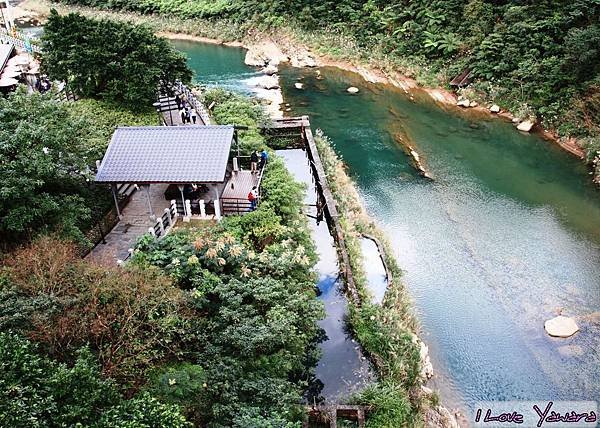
[0,90,96,244]
[41,10,192,108]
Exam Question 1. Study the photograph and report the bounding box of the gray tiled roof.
[95,126,234,183]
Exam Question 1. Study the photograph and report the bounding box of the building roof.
[95,126,234,184]
[0,43,14,74]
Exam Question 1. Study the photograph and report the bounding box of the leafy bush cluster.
[129,151,323,426]
[41,10,192,108]
[202,88,271,152]
[0,237,188,387]
[0,332,190,428]
[56,0,600,138]
[0,90,156,247]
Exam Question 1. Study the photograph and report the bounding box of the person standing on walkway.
[190,108,198,124]
[259,148,268,170]
[248,186,258,210]
[179,108,186,124]
[175,94,181,109]
[250,150,259,173]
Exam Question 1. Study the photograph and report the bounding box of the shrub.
[0,237,188,387]
[0,333,189,428]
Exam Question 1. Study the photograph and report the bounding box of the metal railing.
[0,29,41,53]
[221,156,267,215]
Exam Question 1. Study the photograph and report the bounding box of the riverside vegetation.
[42,0,600,182]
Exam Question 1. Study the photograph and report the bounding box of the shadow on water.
[277,149,374,404]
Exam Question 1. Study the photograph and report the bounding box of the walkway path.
[85,184,170,266]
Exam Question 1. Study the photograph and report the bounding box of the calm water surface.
[175,41,600,413]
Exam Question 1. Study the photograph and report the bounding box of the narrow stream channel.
[173,40,600,415]
[277,149,373,404]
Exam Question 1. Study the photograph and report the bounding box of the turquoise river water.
[172,40,600,414]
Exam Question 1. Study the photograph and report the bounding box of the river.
[172,39,600,415]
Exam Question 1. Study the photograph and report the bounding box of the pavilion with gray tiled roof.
[96,125,235,184]
[95,125,236,219]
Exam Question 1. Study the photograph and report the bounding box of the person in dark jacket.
[250,150,259,173]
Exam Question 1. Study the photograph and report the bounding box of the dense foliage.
[57,0,600,138]
[130,150,323,426]
[41,10,192,108]
[0,237,189,387]
[0,90,98,245]
[0,332,191,427]
[0,90,157,247]
[202,88,271,152]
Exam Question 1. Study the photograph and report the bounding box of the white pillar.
[148,227,155,237]
[233,157,239,172]
[184,199,192,222]
[170,200,178,219]
[157,217,165,236]
[214,198,221,221]
[164,207,173,227]
[199,199,206,218]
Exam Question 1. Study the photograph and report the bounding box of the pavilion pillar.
[177,184,189,218]
[214,188,221,221]
[111,183,122,219]
[199,200,206,218]
[143,184,155,220]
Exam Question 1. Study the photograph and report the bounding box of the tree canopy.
[41,10,192,108]
[0,90,95,244]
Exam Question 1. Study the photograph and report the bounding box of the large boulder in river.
[262,63,278,75]
[252,75,279,90]
[517,119,535,132]
[347,86,359,93]
[544,315,579,338]
[245,48,269,67]
[291,53,317,68]
[294,82,304,90]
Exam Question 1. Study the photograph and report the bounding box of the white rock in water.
[294,82,304,89]
[419,341,434,379]
[544,315,579,338]
[291,54,317,68]
[469,101,478,107]
[456,99,470,107]
[347,86,359,93]
[262,63,278,75]
[517,119,535,132]
[252,75,279,90]
[244,49,269,67]
[490,104,501,113]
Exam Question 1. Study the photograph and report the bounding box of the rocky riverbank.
[13,0,590,165]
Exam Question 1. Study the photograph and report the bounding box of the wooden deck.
[221,170,259,200]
